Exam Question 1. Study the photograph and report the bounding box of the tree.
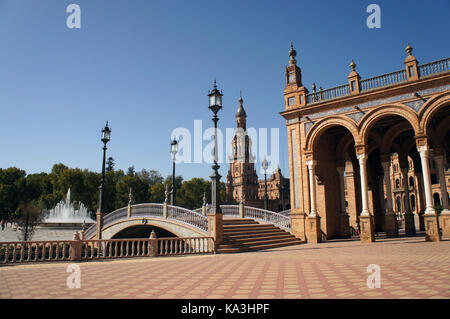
[106,157,115,172]
[0,167,27,219]
[178,178,210,209]
[149,182,165,203]
[10,201,45,241]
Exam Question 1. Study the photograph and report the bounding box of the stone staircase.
[215,218,303,253]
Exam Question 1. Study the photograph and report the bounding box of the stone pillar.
[148,230,158,257]
[417,144,441,242]
[96,212,105,240]
[306,160,321,243]
[381,159,398,237]
[357,151,375,242]
[401,167,416,235]
[435,153,450,237]
[69,232,83,261]
[239,201,245,219]
[336,166,350,238]
[163,201,168,219]
[208,212,223,246]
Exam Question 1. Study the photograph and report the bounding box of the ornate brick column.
[417,142,441,242]
[306,160,321,243]
[381,158,398,237]
[356,146,375,243]
[435,153,450,237]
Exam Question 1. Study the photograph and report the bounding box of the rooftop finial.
[312,83,316,92]
[350,59,356,72]
[405,43,413,56]
[214,79,217,89]
[288,42,297,65]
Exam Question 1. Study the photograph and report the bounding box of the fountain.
[42,188,95,228]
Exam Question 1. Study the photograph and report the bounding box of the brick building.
[280,43,450,243]
[226,93,290,212]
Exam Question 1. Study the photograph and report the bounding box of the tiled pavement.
[1,236,449,299]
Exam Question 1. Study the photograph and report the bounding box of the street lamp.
[208,80,223,215]
[170,138,179,206]
[98,121,111,216]
[262,157,269,210]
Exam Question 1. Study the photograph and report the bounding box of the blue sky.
[0,0,449,180]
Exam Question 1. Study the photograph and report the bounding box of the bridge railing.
[85,204,209,239]
[1,237,215,264]
[279,209,291,216]
[244,206,291,232]
[167,205,208,233]
[220,205,240,217]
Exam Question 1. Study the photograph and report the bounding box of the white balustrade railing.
[220,205,240,217]
[244,206,291,232]
[167,205,208,233]
[0,240,72,263]
[279,209,291,216]
[1,237,215,264]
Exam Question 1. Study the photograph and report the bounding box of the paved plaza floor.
[1,235,449,299]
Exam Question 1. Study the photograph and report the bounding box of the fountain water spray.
[45,188,95,223]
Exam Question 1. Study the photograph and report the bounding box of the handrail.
[167,205,208,233]
[244,206,291,232]
[0,237,215,263]
[419,58,450,78]
[360,69,407,92]
[301,57,450,105]
[85,203,209,239]
[279,209,291,216]
[306,84,350,104]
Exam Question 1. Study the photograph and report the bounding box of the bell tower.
[284,42,308,109]
[226,92,259,203]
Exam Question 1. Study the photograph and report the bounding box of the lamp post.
[262,157,269,210]
[208,80,223,215]
[170,138,179,206]
[98,121,111,216]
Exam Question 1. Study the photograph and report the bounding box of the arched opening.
[112,225,178,239]
[311,124,358,239]
[409,176,414,187]
[410,194,416,211]
[363,113,420,236]
[433,193,441,206]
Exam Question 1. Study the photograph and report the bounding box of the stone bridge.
[84,203,297,252]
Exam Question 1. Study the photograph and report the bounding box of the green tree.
[10,201,45,241]
[149,182,165,203]
[0,167,27,219]
[106,157,115,172]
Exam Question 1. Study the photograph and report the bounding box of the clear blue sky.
[0,0,449,180]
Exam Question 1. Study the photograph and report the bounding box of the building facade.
[281,43,450,243]
[226,94,290,212]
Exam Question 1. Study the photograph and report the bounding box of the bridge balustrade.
[1,237,215,264]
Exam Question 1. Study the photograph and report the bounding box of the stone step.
[223,219,257,225]
[236,237,300,246]
[225,231,290,239]
[224,234,295,243]
[222,224,277,231]
[223,228,286,235]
